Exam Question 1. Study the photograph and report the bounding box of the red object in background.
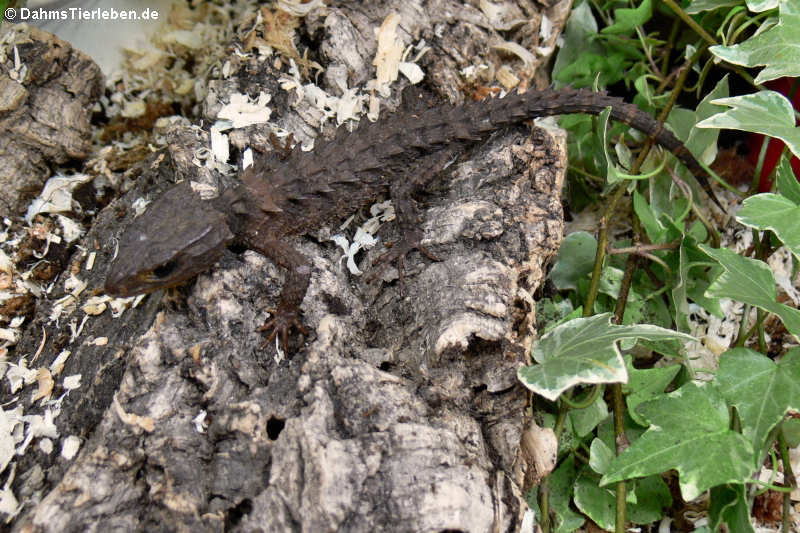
[746,77,800,192]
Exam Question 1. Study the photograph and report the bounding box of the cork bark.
[5,1,571,531]
[0,24,103,217]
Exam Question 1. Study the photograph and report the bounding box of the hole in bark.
[224,498,253,529]
[266,416,285,440]
[379,361,395,372]
[472,384,487,394]
[228,242,248,254]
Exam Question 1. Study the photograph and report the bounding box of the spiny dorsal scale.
[331,169,360,184]
[378,140,406,157]
[355,151,382,171]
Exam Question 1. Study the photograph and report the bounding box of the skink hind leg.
[368,146,459,284]
[368,227,441,286]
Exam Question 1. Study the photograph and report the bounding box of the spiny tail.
[294,87,723,209]
[472,88,723,210]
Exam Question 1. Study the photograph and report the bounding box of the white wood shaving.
[25,174,93,224]
[491,41,536,69]
[217,92,273,128]
[192,410,207,433]
[210,124,231,164]
[56,215,85,244]
[6,360,37,394]
[63,375,82,391]
[131,197,151,216]
[49,350,71,376]
[277,0,326,16]
[398,62,424,84]
[121,99,146,118]
[60,435,81,460]
[373,12,403,95]
[85,251,96,271]
[82,296,108,316]
[38,438,53,455]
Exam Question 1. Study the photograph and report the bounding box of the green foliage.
[622,356,681,426]
[552,1,647,89]
[697,91,800,159]
[550,232,597,291]
[545,455,586,532]
[600,382,755,500]
[708,484,755,533]
[524,0,800,530]
[737,192,800,258]
[709,0,800,83]
[518,313,693,401]
[717,348,800,463]
[701,245,800,339]
[602,0,653,34]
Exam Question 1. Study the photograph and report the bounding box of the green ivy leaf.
[601,382,755,500]
[548,455,586,532]
[623,356,682,427]
[667,76,729,200]
[552,1,600,88]
[708,484,755,533]
[716,348,800,462]
[736,192,800,259]
[783,417,800,447]
[710,0,800,84]
[700,245,800,340]
[746,0,781,10]
[518,313,694,401]
[696,91,800,159]
[671,237,692,333]
[589,438,615,475]
[602,0,653,34]
[575,467,672,529]
[574,472,617,529]
[550,231,597,291]
[777,157,800,204]
[569,396,609,437]
[686,0,747,14]
[627,475,672,525]
[633,191,667,243]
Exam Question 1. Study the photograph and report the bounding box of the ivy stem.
[612,383,628,533]
[538,405,571,533]
[608,215,639,533]
[734,303,753,347]
[560,384,602,409]
[660,0,718,47]
[583,184,627,316]
[538,476,551,533]
[755,230,772,352]
[778,426,797,533]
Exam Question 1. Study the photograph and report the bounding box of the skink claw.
[259,305,309,351]
[368,229,440,285]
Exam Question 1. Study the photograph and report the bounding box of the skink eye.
[152,260,178,279]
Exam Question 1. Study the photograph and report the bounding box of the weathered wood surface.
[5,1,570,531]
[0,24,103,217]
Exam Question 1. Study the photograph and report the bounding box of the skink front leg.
[249,237,311,350]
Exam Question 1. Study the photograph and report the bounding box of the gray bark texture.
[0,24,103,217]
[5,1,570,531]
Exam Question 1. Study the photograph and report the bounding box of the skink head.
[105,181,234,297]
